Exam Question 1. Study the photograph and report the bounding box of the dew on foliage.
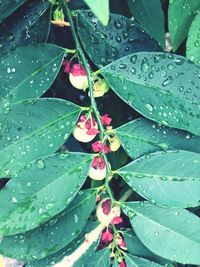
[127,210,136,219]
[35,159,45,169]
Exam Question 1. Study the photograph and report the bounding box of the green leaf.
[186,12,200,64]
[0,44,65,110]
[101,52,200,135]
[77,11,160,67]
[0,0,29,23]
[27,221,98,267]
[0,98,81,178]
[0,152,92,236]
[119,150,200,207]
[127,0,165,47]
[123,202,200,264]
[115,118,200,159]
[0,189,96,260]
[168,0,200,51]
[125,254,162,267]
[83,0,109,25]
[75,248,110,267]
[0,1,51,57]
[123,230,168,264]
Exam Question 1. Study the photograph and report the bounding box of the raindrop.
[130,55,137,64]
[141,57,150,73]
[162,76,173,87]
[145,103,154,112]
[35,159,45,169]
[127,210,135,219]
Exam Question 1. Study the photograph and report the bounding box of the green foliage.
[77,10,160,67]
[0,189,96,260]
[0,0,29,23]
[118,150,200,207]
[123,202,200,264]
[83,0,109,26]
[0,44,65,110]
[127,0,165,47]
[125,254,162,267]
[0,98,81,178]
[0,0,50,56]
[168,0,200,51]
[102,52,200,135]
[0,152,92,235]
[1,0,200,266]
[187,12,200,64]
[115,118,200,159]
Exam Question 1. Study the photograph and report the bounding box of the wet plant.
[0,0,200,266]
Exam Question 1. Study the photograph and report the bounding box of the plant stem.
[119,189,133,202]
[60,0,114,202]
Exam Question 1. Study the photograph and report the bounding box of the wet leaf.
[0,0,51,57]
[125,254,162,267]
[187,12,200,64]
[123,230,169,265]
[102,52,200,135]
[0,152,92,236]
[0,189,96,260]
[123,202,200,264]
[83,0,109,26]
[0,0,29,23]
[0,44,65,110]
[115,118,200,159]
[27,221,98,266]
[75,247,110,267]
[77,11,160,67]
[0,98,81,178]
[118,150,200,207]
[127,0,165,47]
[168,0,200,51]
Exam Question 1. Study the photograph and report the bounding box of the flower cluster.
[62,60,109,97]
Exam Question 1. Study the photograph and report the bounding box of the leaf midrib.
[126,203,200,247]
[0,107,80,156]
[1,156,91,224]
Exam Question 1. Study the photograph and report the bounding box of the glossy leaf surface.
[127,0,165,47]
[83,0,109,25]
[123,202,200,264]
[187,12,200,64]
[0,0,50,57]
[115,118,200,159]
[123,230,168,264]
[168,0,200,51]
[0,189,96,260]
[0,0,28,23]
[0,98,81,178]
[102,52,200,135]
[125,254,162,267]
[119,150,200,207]
[27,222,98,266]
[0,152,92,235]
[77,11,160,67]
[0,44,65,110]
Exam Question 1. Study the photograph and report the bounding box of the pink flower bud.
[62,60,71,73]
[100,229,113,243]
[101,114,112,126]
[119,260,126,267]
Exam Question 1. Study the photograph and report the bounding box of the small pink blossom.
[91,156,105,170]
[100,229,113,243]
[101,114,112,126]
[119,261,126,267]
[70,64,87,76]
[62,60,71,73]
[111,216,123,225]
